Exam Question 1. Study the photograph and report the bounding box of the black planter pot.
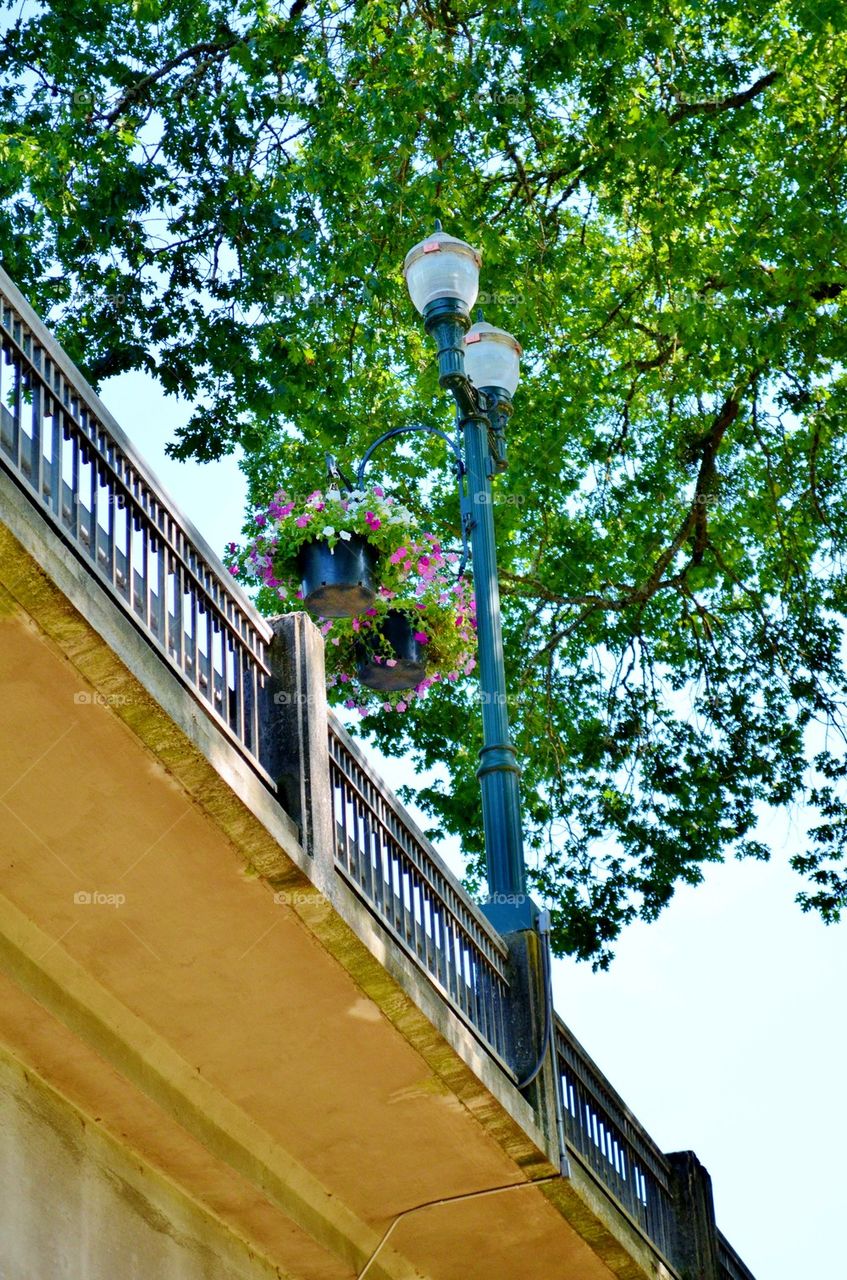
[297,534,378,617]
[356,610,428,691]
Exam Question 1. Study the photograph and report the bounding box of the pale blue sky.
[103,366,846,1280]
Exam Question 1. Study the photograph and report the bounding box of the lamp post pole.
[405,228,535,934]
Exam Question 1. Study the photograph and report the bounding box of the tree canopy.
[3,0,847,963]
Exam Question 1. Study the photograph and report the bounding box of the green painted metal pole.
[425,305,535,932]
[462,407,533,931]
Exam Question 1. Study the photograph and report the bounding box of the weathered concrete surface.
[0,470,675,1280]
[0,1044,289,1280]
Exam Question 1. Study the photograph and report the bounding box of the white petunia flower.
[322,525,335,537]
[338,529,351,540]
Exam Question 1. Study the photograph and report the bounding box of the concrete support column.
[667,1149,721,1280]
[262,612,334,863]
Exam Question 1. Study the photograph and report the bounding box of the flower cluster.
[226,484,415,602]
[224,486,478,716]
[323,538,477,715]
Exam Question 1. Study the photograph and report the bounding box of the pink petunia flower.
[413,631,429,645]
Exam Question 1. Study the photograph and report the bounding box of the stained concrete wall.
[0,1045,280,1280]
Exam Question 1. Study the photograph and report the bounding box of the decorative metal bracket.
[325,453,354,491]
[354,423,465,488]
[326,425,471,577]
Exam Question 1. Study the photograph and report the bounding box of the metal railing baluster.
[327,716,512,1066]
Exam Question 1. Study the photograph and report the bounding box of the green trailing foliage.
[3,0,847,963]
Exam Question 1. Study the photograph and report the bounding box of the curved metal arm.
[354,423,470,577]
[355,424,464,489]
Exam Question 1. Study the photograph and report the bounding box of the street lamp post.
[403,224,535,934]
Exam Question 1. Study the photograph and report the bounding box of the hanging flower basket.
[297,532,378,618]
[225,484,415,617]
[323,542,477,715]
[355,609,428,691]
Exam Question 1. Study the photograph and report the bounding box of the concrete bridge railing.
[0,264,753,1280]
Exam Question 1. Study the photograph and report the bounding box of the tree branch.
[690,393,741,562]
[101,0,312,127]
[102,38,241,125]
[502,389,747,629]
[810,281,845,302]
[668,70,780,125]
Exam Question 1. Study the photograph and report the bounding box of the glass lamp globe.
[463,321,522,396]
[403,229,482,317]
